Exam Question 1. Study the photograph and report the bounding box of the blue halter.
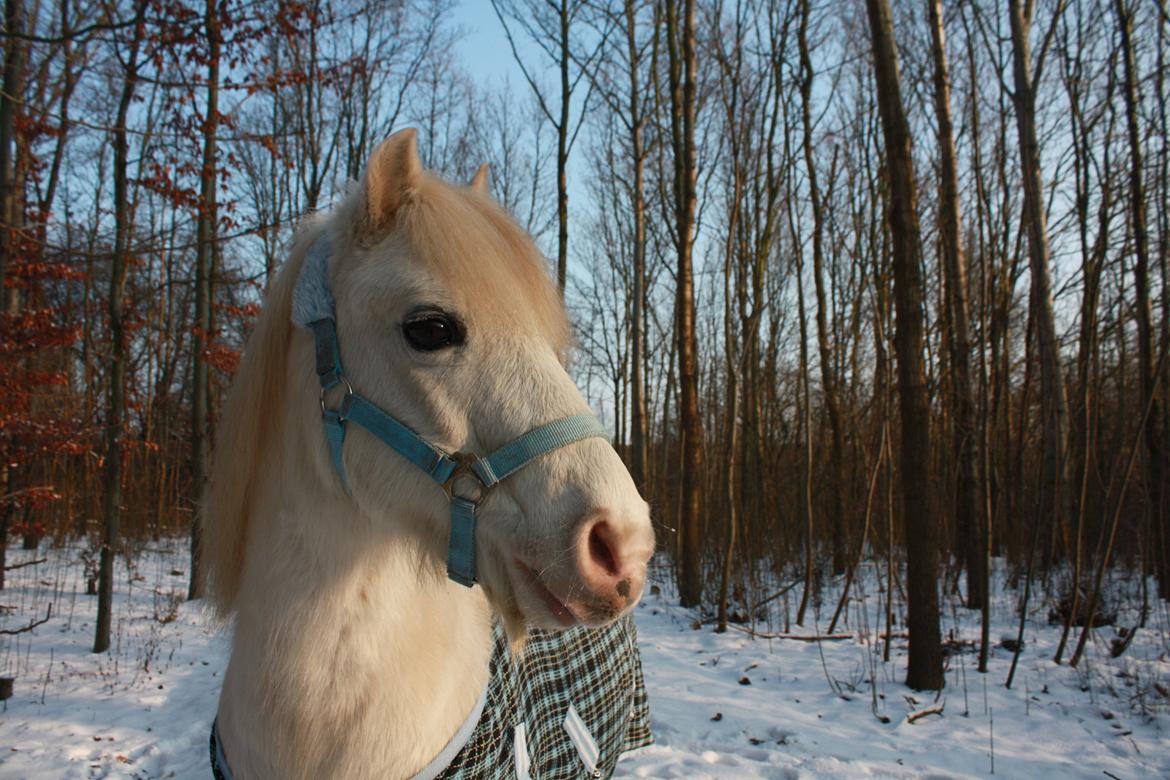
[292,236,608,587]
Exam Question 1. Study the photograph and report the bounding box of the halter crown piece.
[291,235,608,586]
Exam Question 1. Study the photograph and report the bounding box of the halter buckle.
[319,376,354,420]
[442,452,488,505]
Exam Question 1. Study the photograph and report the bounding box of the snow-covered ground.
[1,540,1168,779]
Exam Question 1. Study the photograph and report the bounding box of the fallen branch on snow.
[0,602,52,635]
[749,580,802,611]
[906,703,945,724]
[726,623,853,641]
[4,557,47,572]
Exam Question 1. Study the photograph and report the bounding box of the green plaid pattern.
[438,615,653,779]
[210,615,651,779]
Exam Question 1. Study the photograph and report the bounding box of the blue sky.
[453,2,542,88]
[449,1,598,263]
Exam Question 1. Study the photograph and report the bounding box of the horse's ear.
[470,163,491,195]
[365,128,422,229]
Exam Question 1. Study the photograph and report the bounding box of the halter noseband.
[292,236,607,587]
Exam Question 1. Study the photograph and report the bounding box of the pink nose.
[571,511,653,623]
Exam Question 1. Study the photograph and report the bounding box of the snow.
[2,541,1168,779]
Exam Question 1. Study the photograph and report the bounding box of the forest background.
[1,0,1167,692]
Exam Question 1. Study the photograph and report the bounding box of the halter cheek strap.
[294,237,608,587]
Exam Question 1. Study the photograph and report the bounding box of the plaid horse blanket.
[211,615,652,779]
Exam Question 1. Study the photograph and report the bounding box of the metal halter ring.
[319,376,354,420]
[442,452,489,505]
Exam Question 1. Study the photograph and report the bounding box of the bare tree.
[927,0,983,614]
[188,0,221,601]
[865,0,944,691]
[465,84,557,242]
[1114,0,1167,599]
[491,0,604,293]
[665,0,702,608]
[0,0,26,301]
[95,0,147,653]
[709,0,748,632]
[557,0,654,487]
[0,0,28,572]
[797,0,847,576]
[1008,0,1074,563]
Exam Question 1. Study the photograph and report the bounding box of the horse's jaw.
[215,472,493,780]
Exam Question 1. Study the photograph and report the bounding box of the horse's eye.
[403,312,464,351]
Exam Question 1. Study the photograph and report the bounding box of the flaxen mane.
[199,173,568,617]
[199,217,325,616]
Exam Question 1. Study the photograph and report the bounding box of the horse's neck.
[217,468,493,780]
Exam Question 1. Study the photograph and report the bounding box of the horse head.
[202,129,654,644]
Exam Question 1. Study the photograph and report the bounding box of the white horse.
[200,129,655,780]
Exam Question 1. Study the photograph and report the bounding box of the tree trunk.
[555,0,570,293]
[0,0,26,551]
[625,0,649,494]
[865,0,944,691]
[1055,16,1115,662]
[1156,0,1170,600]
[1115,0,1166,599]
[666,0,702,608]
[189,0,221,601]
[95,0,146,654]
[0,0,25,299]
[791,178,816,628]
[1008,0,1073,567]
[717,177,740,633]
[927,0,983,612]
[798,0,847,576]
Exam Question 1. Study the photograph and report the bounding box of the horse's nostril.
[587,520,621,578]
[567,511,652,623]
